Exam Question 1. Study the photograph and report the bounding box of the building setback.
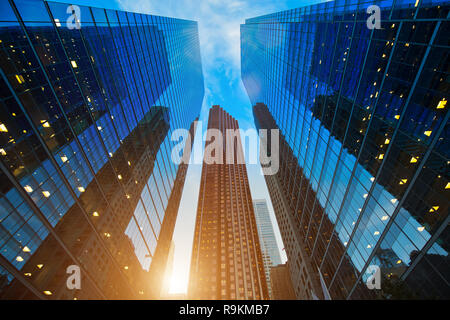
[270,263,296,300]
[188,106,268,300]
[0,0,203,299]
[242,0,449,299]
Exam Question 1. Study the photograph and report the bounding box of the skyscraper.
[0,0,203,299]
[252,199,282,298]
[242,0,449,299]
[270,263,296,300]
[188,106,268,300]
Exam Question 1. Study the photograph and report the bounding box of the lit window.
[429,206,439,213]
[16,256,24,262]
[0,148,6,156]
[391,198,397,204]
[394,115,400,120]
[22,246,31,252]
[396,260,402,264]
[92,211,99,217]
[54,19,61,27]
[24,273,32,277]
[24,185,33,193]
[377,154,384,160]
[374,231,380,236]
[399,179,408,185]
[384,138,390,144]
[0,123,8,132]
[61,155,68,163]
[78,187,85,193]
[43,291,52,296]
[71,60,78,68]
[42,191,50,198]
[437,98,447,109]
[410,157,418,163]
[445,182,450,190]
[424,130,432,136]
[124,266,129,270]
[37,264,43,269]
[381,215,389,221]
[417,226,425,232]
[117,174,122,180]
[15,74,24,84]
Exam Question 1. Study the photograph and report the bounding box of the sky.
[56,0,323,294]
[113,0,324,294]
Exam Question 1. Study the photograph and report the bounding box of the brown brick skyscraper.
[188,106,268,300]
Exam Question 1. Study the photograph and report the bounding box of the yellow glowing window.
[0,123,8,132]
[24,185,33,193]
[54,19,61,27]
[22,246,31,252]
[437,98,447,109]
[396,260,402,264]
[0,148,6,156]
[391,198,397,204]
[370,177,375,182]
[429,206,439,213]
[367,244,372,249]
[78,186,85,193]
[43,291,52,296]
[405,43,409,47]
[126,194,130,199]
[374,231,380,236]
[24,273,32,277]
[399,179,408,185]
[363,194,368,198]
[16,256,24,262]
[445,182,450,190]
[394,114,400,120]
[87,96,91,102]
[384,138,390,144]
[128,161,131,166]
[378,154,384,160]
[381,215,389,221]
[410,157,418,163]
[37,264,43,269]
[117,174,122,180]
[415,0,420,7]
[15,74,24,84]
[124,266,129,270]
[42,191,50,198]
[61,155,68,163]
[92,211,99,217]
[71,60,78,68]
[417,226,425,232]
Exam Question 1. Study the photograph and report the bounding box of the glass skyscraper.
[242,0,449,299]
[0,0,203,299]
[253,199,282,298]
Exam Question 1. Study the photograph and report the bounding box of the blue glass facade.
[0,0,203,299]
[243,0,449,299]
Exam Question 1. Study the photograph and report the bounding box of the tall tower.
[0,0,203,299]
[242,1,450,299]
[188,106,268,300]
[252,199,281,298]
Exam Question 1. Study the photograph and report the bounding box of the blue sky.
[57,0,324,294]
